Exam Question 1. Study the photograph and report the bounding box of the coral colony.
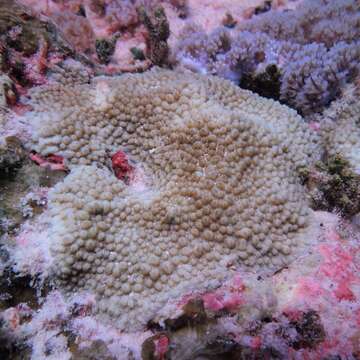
[0,0,360,359]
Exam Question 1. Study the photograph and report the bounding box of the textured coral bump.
[25,69,318,329]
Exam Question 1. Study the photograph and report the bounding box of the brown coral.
[25,69,318,329]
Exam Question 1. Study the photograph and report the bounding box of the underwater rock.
[0,136,25,178]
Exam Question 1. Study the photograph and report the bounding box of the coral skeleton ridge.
[25,69,319,329]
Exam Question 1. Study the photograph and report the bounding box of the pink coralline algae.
[30,152,67,171]
[202,278,244,312]
[276,213,360,358]
[153,335,169,360]
[17,0,165,66]
[16,0,277,73]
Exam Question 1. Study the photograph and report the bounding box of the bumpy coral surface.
[25,69,318,329]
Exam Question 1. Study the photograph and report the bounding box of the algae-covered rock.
[0,136,25,178]
[303,154,360,218]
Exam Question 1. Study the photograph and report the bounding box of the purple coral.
[281,41,360,115]
[241,0,360,48]
[172,0,360,116]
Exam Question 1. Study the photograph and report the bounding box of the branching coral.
[24,69,318,329]
[280,41,360,115]
[241,0,360,48]
[172,0,360,116]
[320,82,360,174]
